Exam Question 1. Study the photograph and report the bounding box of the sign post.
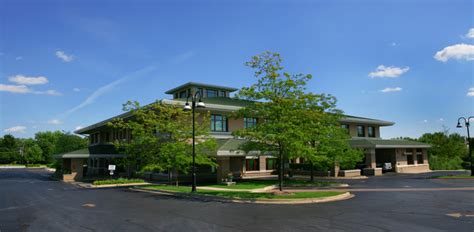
[108,164,116,176]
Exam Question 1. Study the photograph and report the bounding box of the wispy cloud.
[73,88,81,92]
[170,51,196,64]
[4,126,27,134]
[467,87,474,97]
[47,119,63,125]
[434,44,474,62]
[63,64,158,116]
[8,75,48,85]
[369,65,410,78]
[55,51,74,62]
[380,87,402,93]
[15,56,23,61]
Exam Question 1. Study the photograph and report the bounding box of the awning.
[54,148,126,159]
[349,138,431,149]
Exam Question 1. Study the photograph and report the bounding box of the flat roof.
[53,148,126,159]
[165,82,238,94]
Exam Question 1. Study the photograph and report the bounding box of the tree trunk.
[168,168,172,185]
[310,161,314,182]
[175,168,179,187]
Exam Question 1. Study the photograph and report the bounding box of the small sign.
[108,165,116,171]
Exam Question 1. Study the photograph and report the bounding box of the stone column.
[365,148,376,168]
[259,156,266,171]
[216,157,230,183]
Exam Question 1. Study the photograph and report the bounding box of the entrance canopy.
[349,139,431,149]
[53,148,126,159]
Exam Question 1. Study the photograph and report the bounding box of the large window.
[341,124,349,134]
[219,91,226,97]
[244,117,257,128]
[357,125,365,137]
[179,89,189,99]
[368,126,375,137]
[211,114,228,132]
[266,158,276,170]
[206,89,218,98]
[246,158,259,171]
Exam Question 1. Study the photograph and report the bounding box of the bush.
[92,178,145,186]
[25,164,42,167]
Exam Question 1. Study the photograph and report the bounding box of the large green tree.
[109,100,217,185]
[418,130,468,170]
[35,131,63,163]
[234,51,360,190]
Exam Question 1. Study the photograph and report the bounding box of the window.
[266,158,276,170]
[341,124,349,133]
[368,126,375,137]
[244,117,257,128]
[407,154,414,165]
[179,90,188,99]
[197,88,203,97]
[211,114,228,132]
[246,158,259,171]
[219,91,226,97]
[206,89,218,98]
[357,125,365,137]
[417,154,424,164]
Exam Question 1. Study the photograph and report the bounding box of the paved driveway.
[0,168,473,232]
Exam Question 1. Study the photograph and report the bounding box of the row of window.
[174,88,227,99]
[341,124,376,137]
[210,115,257,132]
[245,158,277,171]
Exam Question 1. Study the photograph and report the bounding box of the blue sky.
[1,0,473,139]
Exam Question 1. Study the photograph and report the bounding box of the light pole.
[184,91,205,192]
[457,116,474,176]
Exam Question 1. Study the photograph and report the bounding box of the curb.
[130,187,354,204]
[73,182,152,189]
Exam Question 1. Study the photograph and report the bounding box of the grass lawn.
[202,179,338,190]
[142,185,344,199]
[434,175,474,179]
[92,178,145,185]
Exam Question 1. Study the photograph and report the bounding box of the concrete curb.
[130,187,354,204]
[74,182,152,189]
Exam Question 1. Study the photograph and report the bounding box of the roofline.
[165,82,238,94]
[340,115,395,126]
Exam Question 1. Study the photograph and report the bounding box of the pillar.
[259,156,266,171]
[216,157,231,183]
[365,148,376,168]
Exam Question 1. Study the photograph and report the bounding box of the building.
[55,82,431,181]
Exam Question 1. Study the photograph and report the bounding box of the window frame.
[211,114,228,132]
[244,117,257,129]
[206,89,218,98]
[367,126,375,137]
[357,125,366,137]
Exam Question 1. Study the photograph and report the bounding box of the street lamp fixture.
[456,116,474,176]
[184,91,205,192]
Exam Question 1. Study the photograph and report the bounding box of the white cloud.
[467,87,474,97]
[466,28,474,38]
[389,42,397,46]
[369,65,410,78]
[3,126,27,134]
[15,56,23,61]
[8,75,49,85]
[73,88,81,92]
[0,84,31,93]
[422,120,428,123]
[434,44,474,62]
[55,51,74,62]
[380,87,402,93]
[47,119,63,125]
[0,84,61,96]
[437,118,444,122]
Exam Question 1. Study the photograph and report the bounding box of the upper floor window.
[206,89,218,98]
[357,125,365,137]
[244,117,257,128]
[368,126,375,137]
[211,114,228,132]
[341,124,349,133]
[219,91,226,97]
[179,90,189,98]
[197,88,203,97]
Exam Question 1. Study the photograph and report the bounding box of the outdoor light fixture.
[456,116,474,176]
[184,90,206,192]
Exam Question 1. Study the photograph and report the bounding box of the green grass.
[141,185,343,199]
[202,179,338,190]
[92,178,145,185]
[434,175,474,179]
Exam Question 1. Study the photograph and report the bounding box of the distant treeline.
[0,131,88,164]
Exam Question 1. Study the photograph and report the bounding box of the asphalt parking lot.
[0,168,473,232]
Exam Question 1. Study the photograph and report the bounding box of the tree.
[234,51,360,191]
[35,131,63,163]
[418,130,468,170]
[21,139,43,164]
[54,132,88,155]
[109,100,217,185]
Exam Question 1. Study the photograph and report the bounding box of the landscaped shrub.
[92,178,145,185]
[25,164,42,167]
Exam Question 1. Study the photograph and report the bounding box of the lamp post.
[184,91,205,192]
[457,116,474,176]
